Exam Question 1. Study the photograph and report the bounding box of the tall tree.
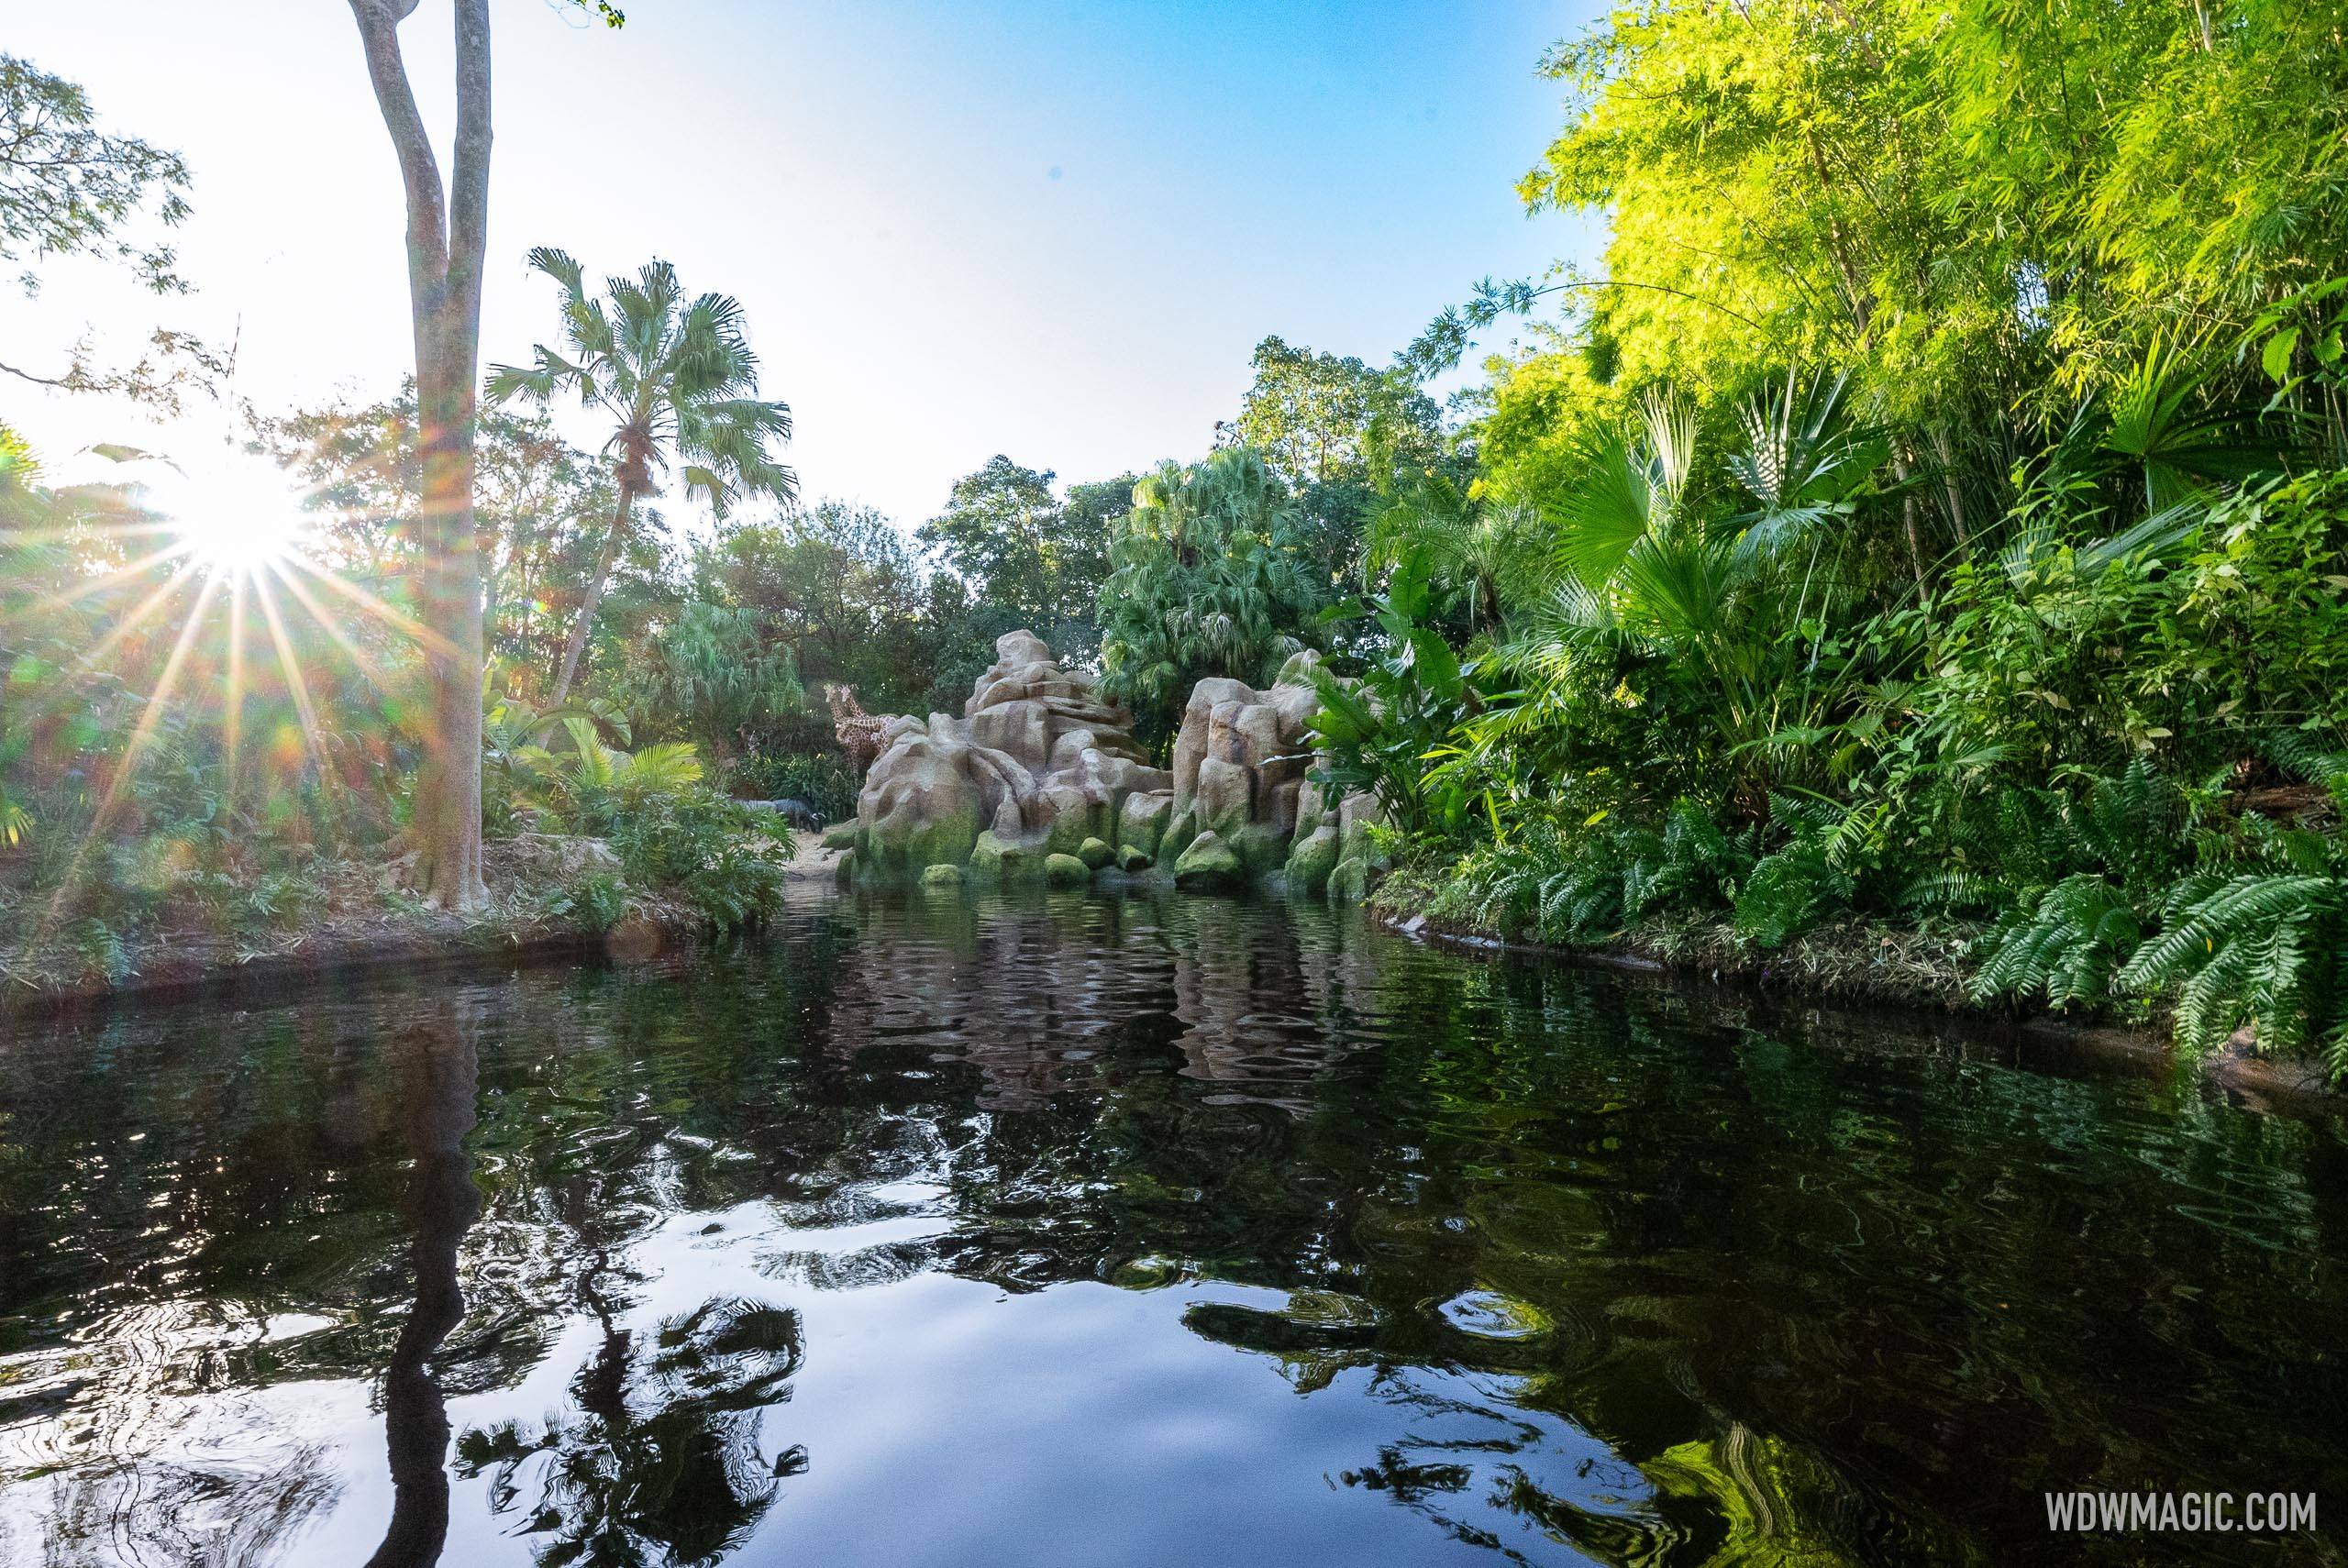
[250,385,613,681]
[916,456,1124,666]
[490,248,794,705]
[695,501,932,707]
[1235,335,1441,491]
[1232,336,1445,591]
[345,0,497,909]
[1096,447,1327,747]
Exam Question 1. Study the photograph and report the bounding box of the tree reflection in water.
[453,1291,803,1567]
[366,1005,484,1568]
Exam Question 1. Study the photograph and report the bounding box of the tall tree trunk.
[548,485,635,708]
[349,0,492,909]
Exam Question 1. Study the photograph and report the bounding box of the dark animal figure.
[737,799,825,831]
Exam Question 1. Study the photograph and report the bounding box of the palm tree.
[489,248,794,705]
[1479,385,1880,811]
[1097,447,1326,745]
[1364,470,1545,633]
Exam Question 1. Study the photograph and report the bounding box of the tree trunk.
[349,0,492,909]
[548,485,636,708]
[1890,447,1930,590]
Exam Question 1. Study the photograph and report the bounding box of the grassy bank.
[1374,858,1982,1009]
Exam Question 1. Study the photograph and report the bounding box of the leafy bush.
[1733,840,1853,949]
[728,750,855,821]
[608,792,794,932]
[2119,829,2348,1070]
[1308,544,1475,834]
[1965,756,2348,1073]
[550,872,628,933]
[1432,799,1755,945]
[1970,874,2145,1009]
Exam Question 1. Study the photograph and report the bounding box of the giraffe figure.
[826,683,890,777]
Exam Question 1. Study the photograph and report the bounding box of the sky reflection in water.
[1,886,2344,1566]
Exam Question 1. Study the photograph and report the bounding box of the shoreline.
[1366,903,2343,1111]
[0,830,848,1025]
[7,840,2336,1115]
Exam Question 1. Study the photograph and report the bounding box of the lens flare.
[150,444,316,578]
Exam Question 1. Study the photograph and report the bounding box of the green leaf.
[1407,626,1463,704]
[2261,326,2299,384]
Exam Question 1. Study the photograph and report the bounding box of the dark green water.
[1,888,2343,1566]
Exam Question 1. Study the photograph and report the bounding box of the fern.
[2118,871,2344,1055]
[1969,873,2143,1007]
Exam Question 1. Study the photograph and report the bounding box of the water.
[1,887,2343,1566]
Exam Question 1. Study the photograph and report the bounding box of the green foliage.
[550,871,628,934]
[1308,545,1475,834]
[608,792,794,933]
[2,51,194,314]
[1433,798,1756,946]
[1969,874,2145,1009]
[916,456,1120,667]
[2120,846,2348,1068]
[1097,447,1331,747]
[1733,797,1863,950]
[619,601,803,766]
[727,750,854,822]
[694,501,936,712]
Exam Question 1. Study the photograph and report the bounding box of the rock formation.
[851,631,1169,878]
[845,631,1385,898]
[1125,649,1386,897]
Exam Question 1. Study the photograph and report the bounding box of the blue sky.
[7,0,1603,529]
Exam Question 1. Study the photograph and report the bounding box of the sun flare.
[151,445,316,579]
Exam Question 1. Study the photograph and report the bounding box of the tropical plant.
[1096,447,1329,747]
[1308,545,1475,834]
[619,601,803,767]
[489,248,795,705]
[1363,471,1545,634]
[2119,836,2348,1069]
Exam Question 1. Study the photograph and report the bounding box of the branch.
[346,0,449,288]
[1399,275,1766,381]
[0,357,71,390]
[0,329,230,414]
[446,0,493,314]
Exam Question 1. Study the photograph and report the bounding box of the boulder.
[846,630,1381,894]
[1283,823,1340,895]
[849,630,1167,881]
[969,829,1040,883]
[1119,790,1172,857]
[1157,806,1200,867]
[1165,652,1332,876]
[918,862,964,890]
[1044,853,1091,887]
[1327,855,1371,903]
[1172,830,1245,890]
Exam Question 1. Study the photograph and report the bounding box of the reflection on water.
[1,886,2343,1566]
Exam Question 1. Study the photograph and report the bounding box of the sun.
[150,443,317,579]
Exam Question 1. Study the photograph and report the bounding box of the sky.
[7,0,1604,535]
